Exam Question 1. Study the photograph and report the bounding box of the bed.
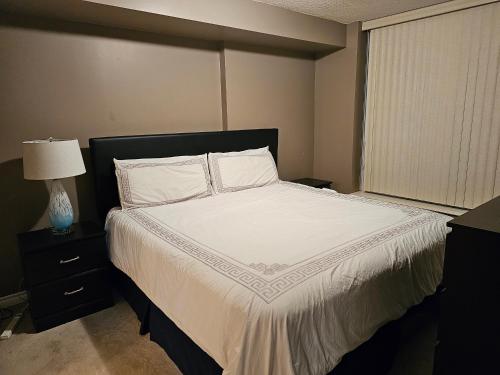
[89,129,450,375]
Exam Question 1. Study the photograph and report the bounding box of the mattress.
[106,181,451,375]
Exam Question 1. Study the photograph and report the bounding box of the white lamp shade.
[23,138,86,180]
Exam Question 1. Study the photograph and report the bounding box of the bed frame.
[90,128,279,223]
[89,129,400,375]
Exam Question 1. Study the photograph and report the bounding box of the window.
[362,2,500,209]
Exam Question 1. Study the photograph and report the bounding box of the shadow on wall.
[1,13,220,53]
[0,148,98,297]
[0,158,48,295]
[76,148,98,224]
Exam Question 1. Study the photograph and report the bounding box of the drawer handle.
[64,286,84,296]
[59,256,80,264]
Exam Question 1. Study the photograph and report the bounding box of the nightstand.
[17,221,113,332]
[290,178,332,189]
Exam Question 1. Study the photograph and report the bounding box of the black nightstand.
[17,221,113,332]
[290,178,332,189]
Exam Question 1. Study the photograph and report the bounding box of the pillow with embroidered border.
[208,147,279,194]
[114,154,212,209]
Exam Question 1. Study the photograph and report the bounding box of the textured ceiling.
[253,0,452,24]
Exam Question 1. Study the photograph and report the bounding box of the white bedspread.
[106,182,451,375]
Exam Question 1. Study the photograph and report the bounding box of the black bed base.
[111,266,409,375]
[113,266,222,374]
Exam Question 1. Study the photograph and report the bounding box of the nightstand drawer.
[30,268,111,318]
[24,236,107,286]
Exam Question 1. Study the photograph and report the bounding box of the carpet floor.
[0,297,437,375]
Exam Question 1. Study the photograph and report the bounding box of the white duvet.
[106,182,451,375]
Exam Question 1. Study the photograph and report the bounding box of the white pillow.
[208,147,279,194]
[114,154,212,209]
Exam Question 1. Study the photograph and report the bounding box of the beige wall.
[0,16,317,297]
[313,22,367,193]
[91,0,346,47]
[223,48,315,179]
[0,17,223,296]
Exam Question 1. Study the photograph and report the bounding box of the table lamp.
[23,138,86,235]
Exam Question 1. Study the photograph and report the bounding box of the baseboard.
[0,291,28,308]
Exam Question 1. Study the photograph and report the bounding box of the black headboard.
[89,128,278,223]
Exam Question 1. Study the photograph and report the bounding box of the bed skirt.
[111,266,404,375]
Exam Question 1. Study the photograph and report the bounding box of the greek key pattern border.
[281,181,424,217]
[116,158,212,209]
[209,153,279,194]
[127,203,446,303]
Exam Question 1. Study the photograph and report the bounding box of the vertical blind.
[363,2,500,209]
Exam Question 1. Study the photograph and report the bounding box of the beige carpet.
[0,299,181,375]
[0,297,435,375]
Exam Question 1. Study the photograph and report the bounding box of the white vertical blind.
[363,2,500,209]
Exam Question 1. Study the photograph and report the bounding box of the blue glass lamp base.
[48,179,74,236]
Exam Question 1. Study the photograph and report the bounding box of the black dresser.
[291,178,332,189]
[434,195,500,375]
[18,221,113,332]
